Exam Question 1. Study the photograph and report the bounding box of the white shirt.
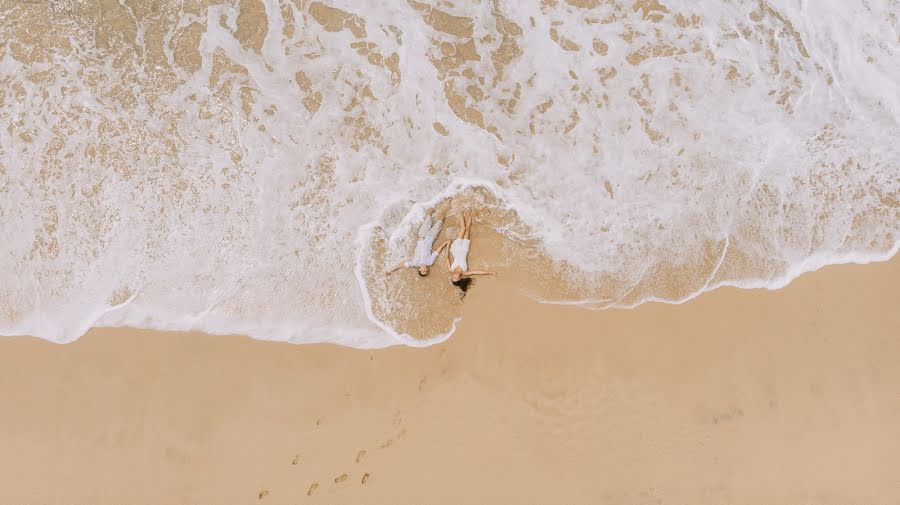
[405,238,439,267]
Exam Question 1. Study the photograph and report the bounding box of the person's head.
[451,270,462,283]
[418,265,429,276]
[451,276,474,296]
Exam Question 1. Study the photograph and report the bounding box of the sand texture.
[0,258,898,504]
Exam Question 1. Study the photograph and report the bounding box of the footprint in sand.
[417,377,426,392]
[378,412,408,449]
[334,474,349,484]
[356,450,367,463]
[307,483,318,496]
[258,490,268,499]
[378,429,406,449]
[361,473,370,484]
[291,454,300,465]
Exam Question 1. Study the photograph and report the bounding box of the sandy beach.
[2,1,899,502]
[1,257,897,504]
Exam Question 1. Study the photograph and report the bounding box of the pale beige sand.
[0,258,898,504]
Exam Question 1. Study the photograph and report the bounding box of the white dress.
[449,238,470,272]
[405,216,442,267]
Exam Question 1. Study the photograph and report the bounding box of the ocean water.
[0,0,897,347]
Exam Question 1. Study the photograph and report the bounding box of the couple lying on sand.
[387,210,496,295]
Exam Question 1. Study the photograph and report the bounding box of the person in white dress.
[436,211,495,295]
[387,212,447,277]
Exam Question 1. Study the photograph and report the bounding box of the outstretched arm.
[386,262,406,275]
[464,270,496,276]
[440,240,453,270]
[435,240,451,255]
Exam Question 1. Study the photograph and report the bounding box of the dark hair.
[451,276,475,296]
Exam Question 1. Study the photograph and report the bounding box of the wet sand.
[0,258,898,504]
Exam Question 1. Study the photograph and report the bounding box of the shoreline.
[0,257,897,503]
[3,1,897,503]
[7,241,898,348]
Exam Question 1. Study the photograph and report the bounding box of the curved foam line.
[5,283,146,344]
[353,177,512,347]
[353,221,458,348]
[355,177,898,346]
[535,241,900,310]
[385,177,512,243]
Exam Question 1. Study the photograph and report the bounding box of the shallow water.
[0,0,897,346]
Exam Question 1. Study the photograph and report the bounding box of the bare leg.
[462,212,472,240]
[456,214,466,239]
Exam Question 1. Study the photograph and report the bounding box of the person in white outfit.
[387,213,447,277]
[436,211,495,295]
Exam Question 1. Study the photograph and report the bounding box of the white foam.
[0,0,897,346]
[532,241,900,309]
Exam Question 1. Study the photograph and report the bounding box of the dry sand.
[0,258,898,504]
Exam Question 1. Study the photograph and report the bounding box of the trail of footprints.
[300,453,370,498]
[260,412,406,499]
[260,349,444,499]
